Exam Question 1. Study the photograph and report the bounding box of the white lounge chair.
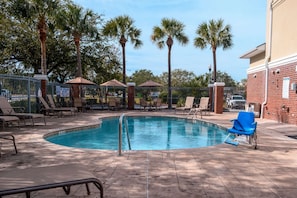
[0,96,46,126]
[0,164,103,197]
[152,98,162,110]
[47,95,77,114]
[189,97,210,118]
[0,116,20,129]
[39,96,77,116]
[139,98,149,110]
[175,96,195,114]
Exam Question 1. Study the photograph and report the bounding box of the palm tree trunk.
[40,31,47,75]
[39,28,47,98]
[74,37,82,77]
[167,37,173,109]
[120,35,127,107]
[121,45,126,85]
[74,37,83,99]
[212,48,217,82]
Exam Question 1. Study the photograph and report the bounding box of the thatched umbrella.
[65,77,96,85]
[138,80,163,100]
[138,80,162,87]
[100,79,127,88]
[100,79,127,103]
[65,77,96,98]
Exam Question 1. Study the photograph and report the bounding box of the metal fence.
[0,74,41,113]
[0,74,245,112]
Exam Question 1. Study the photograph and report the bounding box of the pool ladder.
[118,113,131,156]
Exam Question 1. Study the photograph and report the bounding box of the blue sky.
[73,0,267,82]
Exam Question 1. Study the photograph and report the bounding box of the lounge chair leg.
[26,191,31,198]
[93,181,104,198]
[85,183,90,195]
[0,135,18,154]
[253,132,257,149]
[247,133,257,149]
[224,133,231,143]
[62,185,71,195]
[12,135,17,154]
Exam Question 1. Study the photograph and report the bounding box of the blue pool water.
[46,116,228,150]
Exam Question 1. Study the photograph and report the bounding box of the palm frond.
[151,18,188,48]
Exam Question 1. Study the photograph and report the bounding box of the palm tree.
[151,18,188,109]
[194,19,233,82]
[102,15,142,106]
[22,0,60,75]
[10,0,60,97]
[57,4,100,77]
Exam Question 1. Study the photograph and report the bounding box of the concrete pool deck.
[1,110,297,197]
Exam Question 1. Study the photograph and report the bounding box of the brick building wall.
[244,0,297,125]
[247,62,297,124]
[247,70,265,104]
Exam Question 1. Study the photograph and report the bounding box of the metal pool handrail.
[118,114,124,156]
[124,116,131,150]
[118,113,131,156]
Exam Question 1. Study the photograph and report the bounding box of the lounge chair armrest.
[12,107,25,113]
[0,164,103,197]
[1,106,25,113]
[0,108,17,114]
[232,119,245,131]
[251,122,257,129]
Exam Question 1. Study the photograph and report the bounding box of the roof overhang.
[240,43,266,59]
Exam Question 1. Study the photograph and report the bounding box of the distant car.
[227,95,246,109]
[1,89,12,100]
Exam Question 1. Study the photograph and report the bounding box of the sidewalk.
[1,111,297,197]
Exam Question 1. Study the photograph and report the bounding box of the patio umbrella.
[65,77,96,99]
[100,79,127,103]
[100,79,127,88]
[138,80,162,87]
[65,77,96,85]
[138,80,163,101]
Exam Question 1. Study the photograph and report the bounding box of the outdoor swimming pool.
[45,116,228,150]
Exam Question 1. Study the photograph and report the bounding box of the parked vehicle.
[227,95,246,109]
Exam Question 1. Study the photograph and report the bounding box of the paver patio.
[1,110,297,197]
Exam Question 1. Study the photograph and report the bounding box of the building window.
[282,77,290,99]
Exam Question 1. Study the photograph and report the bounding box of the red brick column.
[214,82,225,114]
[34,74,48,98]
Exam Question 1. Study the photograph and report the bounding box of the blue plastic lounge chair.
[224,111,257,149]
